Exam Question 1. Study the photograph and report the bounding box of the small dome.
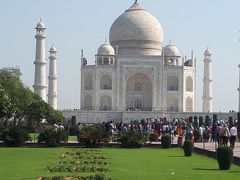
[164,44,180,56]
[97,42,115,55]
[36,21,46,29]
[49,45,57,52]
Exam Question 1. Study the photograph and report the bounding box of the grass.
[0,148,239,180]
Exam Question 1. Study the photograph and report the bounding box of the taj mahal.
[33,1,240,123]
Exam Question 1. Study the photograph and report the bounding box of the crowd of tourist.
[101,117,239,149]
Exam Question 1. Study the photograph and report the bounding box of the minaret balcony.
[34,60,47,65]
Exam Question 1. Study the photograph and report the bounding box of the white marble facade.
[80,2,196,113]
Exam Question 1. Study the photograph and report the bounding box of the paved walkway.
[194,141,240,158]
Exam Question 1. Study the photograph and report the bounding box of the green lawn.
[0,148,239,180]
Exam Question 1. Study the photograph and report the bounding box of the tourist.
[229,125,238,149]
[220,124,230,146]
[216,124,222,145]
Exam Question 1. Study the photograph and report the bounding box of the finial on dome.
[135,0,138,3]
[169,39,172,45]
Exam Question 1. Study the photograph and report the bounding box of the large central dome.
[109,2,163,56]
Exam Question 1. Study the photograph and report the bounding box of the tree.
[205,115,210,127]
[0,88,14,123]
[228,116,234,128]
[213,114,217,124]
[0,67,32,125]
[193,116,198,129]
[25,99,50,126]
[46,109,65,125]
[199,116,204,127]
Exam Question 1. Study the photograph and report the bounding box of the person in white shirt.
[230,126,238,149]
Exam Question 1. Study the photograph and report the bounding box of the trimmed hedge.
[0,127,31,147]
[37,126,68,147]
[78,126,109,147]
[161,135,171,148]
[217,146,233,170]
[149,133,158,142]
[119,130,148,148]
[183,140,193,156]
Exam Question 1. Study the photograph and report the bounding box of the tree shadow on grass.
[228,171,240,174]
[193,168,219,171]
[168,156,185,157]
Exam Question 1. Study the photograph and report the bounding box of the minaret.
[202,48,213,112]
[238,64,240,112]
[48,46,58,110]
[33,20,47,101]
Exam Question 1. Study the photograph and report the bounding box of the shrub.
[183,140,193,156]
[161,135,171,148]
[37,126,68,147]
[193,116,198,129]
[118,130,148,148]
[228,116,234,128]
[189,116,193,124]
[205,115,210,126]
[216,146,233,170]
[0,127,31,147]
[77,126,109,147]
[149,133,158,142]
[68,125,78,136]
[213,114,218,124]
[21,126,37,133]
[199,116,204,127]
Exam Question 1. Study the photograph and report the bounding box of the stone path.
[194,141,240,158]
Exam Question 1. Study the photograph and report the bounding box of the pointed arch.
[186,76,193,92]
[186,96,193,112]
[126,73,152,111]
[100,74,112,90]
[84,95,92,110]
[84,75,92,90]
[100,95,112,110]
[167,96,178,112]
[167,76,178,91]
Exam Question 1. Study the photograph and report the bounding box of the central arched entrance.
[126,73,152,111]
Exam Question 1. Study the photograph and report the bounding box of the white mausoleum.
[80,1,196,113]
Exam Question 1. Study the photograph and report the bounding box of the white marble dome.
[164,44,180,56]
[109,2,163,56]
[97,42,115,55]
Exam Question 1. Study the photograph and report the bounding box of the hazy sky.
[0,0,240,112]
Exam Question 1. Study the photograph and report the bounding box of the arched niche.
[186,76,193,92]
[167,96,178,112]
[167,76,178,91]
[100,74,112,90]
[186,96,193,112]
[126,73,152,111]
[84,75,92,90]
[84,95,92,110]
[100,95,112,110]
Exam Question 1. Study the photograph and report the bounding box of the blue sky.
[0,0,240,112]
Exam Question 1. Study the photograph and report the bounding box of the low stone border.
[0,142,178,148]
[194,147,240,166]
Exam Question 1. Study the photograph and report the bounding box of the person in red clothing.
[216,124,222,145]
